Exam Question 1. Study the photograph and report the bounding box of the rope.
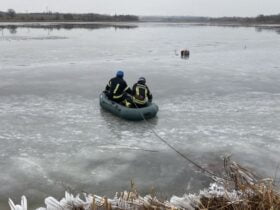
[132,100,228,182]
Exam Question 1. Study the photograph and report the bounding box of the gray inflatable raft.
[99,92,159,121]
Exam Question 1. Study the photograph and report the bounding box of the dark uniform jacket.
[132,82,152,106]
[105,77,131,102]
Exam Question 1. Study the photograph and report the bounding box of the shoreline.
[0,21,279,27]
[7,159,280,210]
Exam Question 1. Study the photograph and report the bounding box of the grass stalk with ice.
[8,158,280,210]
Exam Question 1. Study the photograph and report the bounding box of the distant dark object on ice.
[181,49,190,58]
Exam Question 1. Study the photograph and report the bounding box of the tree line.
[0,9,139,22]
[208,14,280,24]
[141,14,280,24]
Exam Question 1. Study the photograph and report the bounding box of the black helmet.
[138,77,146,84]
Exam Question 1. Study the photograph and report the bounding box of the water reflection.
[6,25,17,34]
[0,23,138,34]
[255,26,280,34]
[221,24,280,35]
[192,23,280,35]
[181,55,190,60]
[1,22,280,35]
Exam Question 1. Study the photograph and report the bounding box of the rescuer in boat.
[132,77,153,108]
[105,70,132,107]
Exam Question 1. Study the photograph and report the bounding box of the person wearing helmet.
[105,70,132,106]
[132,77,153,108]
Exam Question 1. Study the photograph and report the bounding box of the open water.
[0,22,280,209]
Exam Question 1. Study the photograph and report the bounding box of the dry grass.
[84,158,280,210]
[198,157,280,210]
[8,158,280,210]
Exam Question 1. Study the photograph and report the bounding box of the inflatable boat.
[99,92,158,121]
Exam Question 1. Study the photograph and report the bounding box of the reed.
[197,157,280,210]
[9,158,280,210]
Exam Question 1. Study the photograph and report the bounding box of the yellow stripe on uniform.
[133,97,147,105]
[133,84,148,105]
[124,86,129,91]
[113,84,120,94]
[113,94,123,99]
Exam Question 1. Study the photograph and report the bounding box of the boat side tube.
[99,92,158,121]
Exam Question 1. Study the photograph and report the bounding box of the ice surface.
[0,23,280,209]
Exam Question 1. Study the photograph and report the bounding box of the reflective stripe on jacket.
[105,77,131,99]
[132,83,149,105]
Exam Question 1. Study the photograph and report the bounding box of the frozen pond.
[0,22,280,208]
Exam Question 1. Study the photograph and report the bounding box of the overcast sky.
[1,0,280,17]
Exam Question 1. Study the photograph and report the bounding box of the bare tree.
[7,9,16,18]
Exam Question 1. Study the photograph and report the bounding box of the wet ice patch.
[12,157,48,178]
